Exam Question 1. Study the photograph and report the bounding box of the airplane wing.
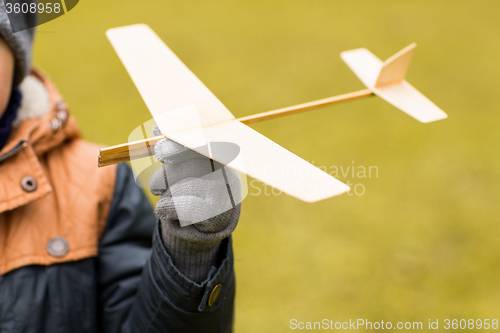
[341,47,447,123]
[340,48,381,88]
[373,81,447,123]
[167,120,351,203]
[106,24,235,132]
[108,24,350,202]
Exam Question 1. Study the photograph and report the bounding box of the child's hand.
[149,125,241,229]
[148,125,241,283]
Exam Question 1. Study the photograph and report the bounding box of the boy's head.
[0,35,14,116]
[0,1,36,114]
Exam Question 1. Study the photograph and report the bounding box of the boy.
[0,3,240,332]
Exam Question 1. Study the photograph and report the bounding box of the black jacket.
[0,164,235,333]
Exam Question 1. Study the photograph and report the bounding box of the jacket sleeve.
[97,163,235,333]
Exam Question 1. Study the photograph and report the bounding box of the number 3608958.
[444,319,498,330]
[5,2,61,14]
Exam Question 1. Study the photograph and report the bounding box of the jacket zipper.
[0,140,28,163]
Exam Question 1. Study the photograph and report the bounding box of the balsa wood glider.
[98,24,447,203]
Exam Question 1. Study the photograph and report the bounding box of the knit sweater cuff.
[160,204,240,283]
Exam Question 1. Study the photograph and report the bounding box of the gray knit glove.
[149,125,241,283]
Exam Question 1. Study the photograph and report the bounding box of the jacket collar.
[0,69,81,213]
[2,70,80,156]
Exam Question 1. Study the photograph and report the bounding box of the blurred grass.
[34,0,500,331]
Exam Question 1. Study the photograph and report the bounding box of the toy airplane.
[98,24,447,203]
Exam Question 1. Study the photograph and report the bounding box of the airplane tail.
[374,43,416,87]
[341,43,447,123]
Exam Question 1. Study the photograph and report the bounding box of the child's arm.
[97,132,239,332]
[149,124,241,283]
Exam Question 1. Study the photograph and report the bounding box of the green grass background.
[34,1,499,331]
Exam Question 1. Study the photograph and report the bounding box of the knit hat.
[0,0,37,86]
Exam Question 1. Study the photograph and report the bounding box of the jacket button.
[47,237,69,258]
[50,118,62,132]
[208,283,222,307]
[21,176,37,192]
